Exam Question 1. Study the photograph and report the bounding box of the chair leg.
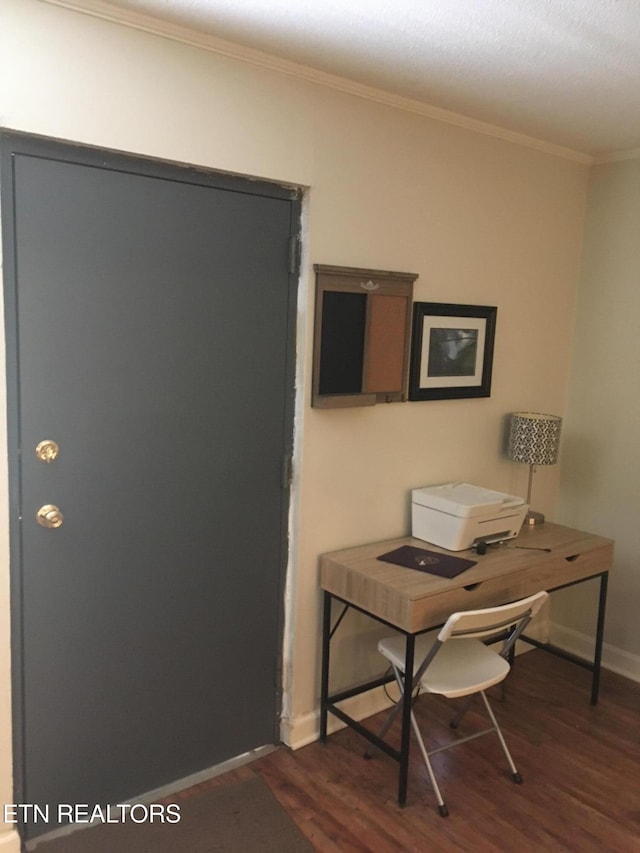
[410,708,449,816]
[363,700,402,759]
[367,665,449,815]
[480,691,522,784]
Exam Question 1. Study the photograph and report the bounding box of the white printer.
[411,482,527,551]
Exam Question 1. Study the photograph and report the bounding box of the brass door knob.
[37,504,64,529]
[35,440,60,463]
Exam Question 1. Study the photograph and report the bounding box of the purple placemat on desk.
[377,545,476,578]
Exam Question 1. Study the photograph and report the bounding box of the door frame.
[0,129,302,811]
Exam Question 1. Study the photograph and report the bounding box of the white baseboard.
[285,685,396,751]
[550,622,640,684]
[285,631,640,750]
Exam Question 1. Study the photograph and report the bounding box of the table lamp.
[507,411,562,525]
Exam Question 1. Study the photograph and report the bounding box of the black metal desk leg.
[320,591,332,741]
[591,572,609,706]
[398,634,415,806]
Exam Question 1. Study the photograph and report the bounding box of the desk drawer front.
[411,543,613,633]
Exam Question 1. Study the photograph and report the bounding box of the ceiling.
[60,0,640,158]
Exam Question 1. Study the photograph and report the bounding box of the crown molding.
[43,0,593,165]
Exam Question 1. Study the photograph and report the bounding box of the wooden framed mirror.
[312,265,417,408]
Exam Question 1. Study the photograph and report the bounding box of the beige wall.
[555,157,640,673]
[1,0,589,839]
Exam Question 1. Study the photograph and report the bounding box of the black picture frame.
[409,302,497,401]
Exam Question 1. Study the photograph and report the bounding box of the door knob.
[37,504,64,529]
[35,440,60,463]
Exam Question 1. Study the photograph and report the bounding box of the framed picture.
[409,302,497,401]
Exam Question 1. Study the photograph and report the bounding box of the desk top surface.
[320,523,613,633]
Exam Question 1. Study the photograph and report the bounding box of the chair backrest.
[437,591,549,644]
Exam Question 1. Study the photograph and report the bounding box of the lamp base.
[525,510,545,526]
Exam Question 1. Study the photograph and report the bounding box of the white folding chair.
[376,590,548,816]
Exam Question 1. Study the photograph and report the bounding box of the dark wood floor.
[190,650,640,852]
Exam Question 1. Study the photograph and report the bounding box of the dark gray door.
[1,134,298,839]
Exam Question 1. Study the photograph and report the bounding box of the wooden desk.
[319,523,613,805]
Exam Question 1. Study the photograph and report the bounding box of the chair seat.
[378,634,510,699]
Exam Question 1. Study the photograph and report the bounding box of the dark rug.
[33,776,313,853]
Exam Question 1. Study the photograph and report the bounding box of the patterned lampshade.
[507,412,562,466]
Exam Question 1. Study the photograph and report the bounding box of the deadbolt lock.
[36,440,60,463]
[37,504,64,529]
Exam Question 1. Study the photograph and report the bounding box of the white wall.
[0,1,589,842]
[555,157,640,679]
